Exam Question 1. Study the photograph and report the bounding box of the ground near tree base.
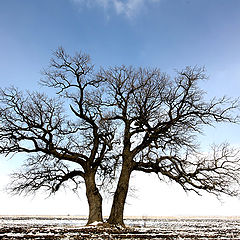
[0,216,240,239]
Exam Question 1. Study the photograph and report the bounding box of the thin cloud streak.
[70,0,161,19]
[113,0,144,18]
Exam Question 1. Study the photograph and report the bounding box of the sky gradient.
[0,0,240,217]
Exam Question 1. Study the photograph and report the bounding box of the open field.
[0,215,240,239]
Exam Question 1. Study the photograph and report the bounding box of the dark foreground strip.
[0,226,240,240]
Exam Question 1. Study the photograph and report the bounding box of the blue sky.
[1,0,240,216]
[1,0,240,90]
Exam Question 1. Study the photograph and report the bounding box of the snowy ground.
[0,215,240,239]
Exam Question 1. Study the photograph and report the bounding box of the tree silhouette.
[1,48,240,227]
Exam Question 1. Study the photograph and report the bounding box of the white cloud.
[113,0,145,19]
[70,0,161,19]
[113,0,124,15]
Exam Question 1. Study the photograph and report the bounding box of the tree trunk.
[107,159,133,226]
[85,171,103,225]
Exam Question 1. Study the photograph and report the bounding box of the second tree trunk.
[107,160,133,226]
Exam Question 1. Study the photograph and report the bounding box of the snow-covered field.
[0,215,240,239]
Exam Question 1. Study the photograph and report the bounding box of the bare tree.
[97,65,240,226]
[0,48,116,224]
[1,48,240,227]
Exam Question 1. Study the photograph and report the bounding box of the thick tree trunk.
[85,171,103,225]
[107,159,133,226]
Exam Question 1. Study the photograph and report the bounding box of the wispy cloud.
[70,0,161,19]
[113,0,144,18]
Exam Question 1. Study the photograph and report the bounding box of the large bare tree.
[1,48,240,227]
[0,48,116,224]
[97,66,240,226]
